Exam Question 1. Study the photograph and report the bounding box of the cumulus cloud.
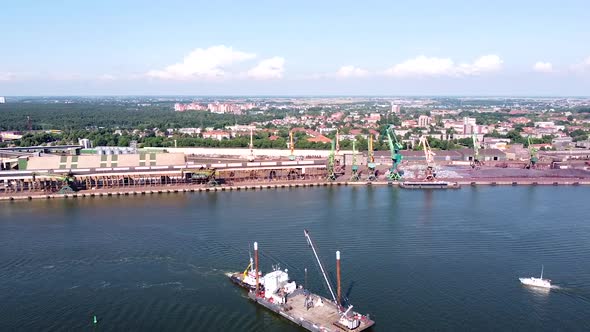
[147,45,256,80]
[0,72,16,81]
[98,74,117,81]
[571,56,590,72]
[384,55,503,77]
[533,61,553,73]
[336,65,369,78]
[246,56,285,79]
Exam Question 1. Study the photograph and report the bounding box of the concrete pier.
[1,179,589,202]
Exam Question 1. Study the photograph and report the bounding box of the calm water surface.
[1,187,590,331]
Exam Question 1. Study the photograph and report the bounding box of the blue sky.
[1,0,589,95]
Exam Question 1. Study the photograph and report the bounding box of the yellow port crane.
[418,136,437,181]
[289,131,295,161]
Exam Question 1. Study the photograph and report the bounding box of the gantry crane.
[471,132,483,169]
[525,136,538,169]
[386,125,404,181]
[418,136,437,181]
[350,141,360,181]
[366,134,377,181]
[289,131,296,161]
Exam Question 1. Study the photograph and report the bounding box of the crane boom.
[304,229,337,304]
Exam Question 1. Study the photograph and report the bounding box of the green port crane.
[366,134,377,181]
[35,170,79,194]
[471,133,483,169]
[386,125,404,181]
[181,168,220,186]
[418,136,437,181]
[525,136,538,169]
[350,141,360,181]
[326,138,337,181]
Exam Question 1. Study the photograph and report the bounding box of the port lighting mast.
[525,136,538,169]
[289,131,296,161]
[367,134,376,181]
[418,136,436,181]
[350,141,360,181]
[386,125,403,181]
[471,132,482,169]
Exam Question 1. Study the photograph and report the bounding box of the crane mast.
[471,132,482,169]
[366,134,376,181]
[289,131,295,161]
[350,141,360,181]
[525,136,538,169]
[326,138,337,181]
[304,229,338,305]
[386,125,403,181]
[247,128,255,162]
[418,136,436,181]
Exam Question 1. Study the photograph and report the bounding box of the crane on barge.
[386,125,404,181]
[304,229,362,329]
[418,136,436,181]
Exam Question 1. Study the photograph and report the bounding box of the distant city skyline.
[1,0,589,95]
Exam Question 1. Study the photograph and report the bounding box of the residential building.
[202,130,230,140]
[78,138,92,149]
[418,115,432,127]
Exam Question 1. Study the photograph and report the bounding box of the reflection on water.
[1,186,590,331]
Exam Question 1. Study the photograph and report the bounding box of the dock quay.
[1,178,590,201]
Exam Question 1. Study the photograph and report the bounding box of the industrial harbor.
[2,134,590,201]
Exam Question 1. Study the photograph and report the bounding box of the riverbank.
[2,177,590,201]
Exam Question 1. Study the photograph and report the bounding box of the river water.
[1,186,590,331]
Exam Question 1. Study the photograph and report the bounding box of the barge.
[237,231,375,332]
[399,181,460,189]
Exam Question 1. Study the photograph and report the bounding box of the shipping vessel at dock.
[231,230,375,332]
[399,181,460,189]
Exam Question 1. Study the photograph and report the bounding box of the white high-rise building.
[418,115,432,127]
[391,103,400,114]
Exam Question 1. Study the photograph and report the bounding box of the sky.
[1,0,589,96]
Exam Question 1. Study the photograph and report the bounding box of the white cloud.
[533,61,553,73]
[98,74,117,81]
[571,56,590,72]
[384,55,503,77]
[147,45,256,80]
[0,72,16,81]
[247,56,285,80]
[336,65,369,78]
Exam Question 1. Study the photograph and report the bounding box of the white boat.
[519,265,551,288]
